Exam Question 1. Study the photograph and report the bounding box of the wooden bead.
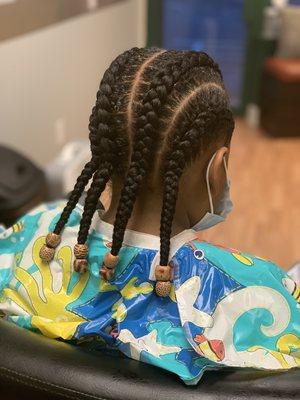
[104,252,119,269]
[100,266,115,281]
[39,245,55,262]
[46,233,61,248]
[74,244,88,259]
[74,259,88,274]
[155,281,171,297]
[155,265,172,281]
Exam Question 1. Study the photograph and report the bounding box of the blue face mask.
[192,151,233,232]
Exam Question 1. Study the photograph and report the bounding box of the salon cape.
[0,202,299,385]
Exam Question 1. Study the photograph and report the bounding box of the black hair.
[41,47,234,293]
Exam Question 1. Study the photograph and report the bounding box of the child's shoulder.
[189,239,274,266]
[177,238,275,266]
[173,238,289,290]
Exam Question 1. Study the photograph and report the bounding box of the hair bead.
[104,252,119,269]
[45,232,61,248]
[39,245,55,262]
[98,252,119,281]
[74,258,88,274]
[74,243,88,259]
[155,281,171,297]
[155,265,172,281]
[100,266,115,281]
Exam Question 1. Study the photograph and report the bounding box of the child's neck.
[102,190,192,237]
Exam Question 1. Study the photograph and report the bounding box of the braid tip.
[40,232,61,262]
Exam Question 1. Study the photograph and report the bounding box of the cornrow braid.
[97,48,164,278]
[110,52,219,261]
[157,85,234,296]
[73,161,112,274]
[74,48,160,274]
[160,112,214,265]
[53,55,126,238]
[40,47,140,264]
[53,158,98,236]
[52,77,109,235]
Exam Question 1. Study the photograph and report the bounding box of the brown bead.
[155,281,172,297]
[104,252,119,269]
[100,266,115,281]
[74,259,88,274]
[74,243,88,259]
[45,233,61,248]
[155,265,172,281]
[39,245,55,262]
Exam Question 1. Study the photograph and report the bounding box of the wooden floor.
[202,118,300,271]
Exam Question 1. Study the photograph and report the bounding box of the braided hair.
[40,47,234,295]
[110,51,220,256]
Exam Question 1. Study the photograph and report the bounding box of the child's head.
[41,47,234,276]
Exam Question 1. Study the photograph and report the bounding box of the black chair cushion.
[0,319,299,400]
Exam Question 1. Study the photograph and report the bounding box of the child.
[0,48,299,385]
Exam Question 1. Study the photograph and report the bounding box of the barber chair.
[0,319,299,400]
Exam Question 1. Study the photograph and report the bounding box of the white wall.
[0,0,147,167]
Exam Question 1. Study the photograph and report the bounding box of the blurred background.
[0,0,299,269]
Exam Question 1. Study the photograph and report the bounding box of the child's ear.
[209,146,229,197]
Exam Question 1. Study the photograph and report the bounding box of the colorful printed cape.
[0,202,299,385]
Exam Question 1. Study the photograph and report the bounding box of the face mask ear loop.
[223,156,230,184]
[206,152,217,214]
